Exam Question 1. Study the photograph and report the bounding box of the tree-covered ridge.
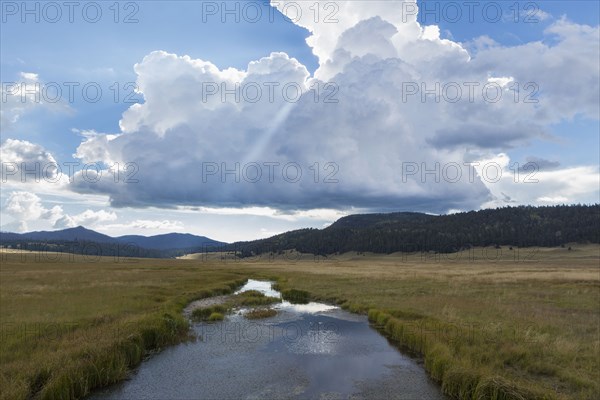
[229,205,600,256]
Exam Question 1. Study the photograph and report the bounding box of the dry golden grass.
[1,245,598,399]
[0,252,247,399]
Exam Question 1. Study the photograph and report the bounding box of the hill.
[227,205,600,256]
[117,233,224,251]
[0,227,226,258]
[6,226,119,243]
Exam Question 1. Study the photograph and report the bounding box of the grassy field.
[1,245,598,399]
[0,251,249,399]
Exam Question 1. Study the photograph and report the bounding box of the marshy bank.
[89,280,445,399]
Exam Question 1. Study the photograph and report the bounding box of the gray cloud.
[518,157,561,172]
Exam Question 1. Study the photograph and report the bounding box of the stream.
[89,280,444,399]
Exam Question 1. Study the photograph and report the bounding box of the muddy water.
[89,280,444,399]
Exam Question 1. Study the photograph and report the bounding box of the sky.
[1,0,599,242]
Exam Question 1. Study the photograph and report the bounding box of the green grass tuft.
[191,305,228,322]
[231,291,281,307]
[245,308,277,320]
[281,288,310,304]
[207,312,224,322]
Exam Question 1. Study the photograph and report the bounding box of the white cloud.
[5,191,49,222]
[3,192,64,231]
[50,3,600,214]
[72,209,116,226]
[2,190,117,232]
[1,73,71,129]
[469,17,600,123]
[0,139,75,200]
[487,76,514,87]
[520,8,552,22]
[473,153,599,208]
[53,215,76,229]
[1,139,59,182]
[19,72,39,81]
[53,209,117,229]
[537,196,569,203]
[102,219,184,231]
[73,130,121,165]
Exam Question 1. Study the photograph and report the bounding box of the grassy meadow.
[1,245,599,399]
[0,251,248,399]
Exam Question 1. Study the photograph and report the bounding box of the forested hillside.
[228,205,600,256]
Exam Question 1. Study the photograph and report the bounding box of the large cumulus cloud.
[67,0,599,213]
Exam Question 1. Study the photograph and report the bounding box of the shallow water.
[89,280,444,400]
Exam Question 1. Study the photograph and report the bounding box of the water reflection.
[234,279,281,298]
[235,279,339,314]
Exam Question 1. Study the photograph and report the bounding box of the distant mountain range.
[1,226,117,244]
[0,226,226,258]
[2,205,599,259]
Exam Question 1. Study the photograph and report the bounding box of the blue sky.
[1,1,598,241]
[1,0,318,162]
[418,1,600,42]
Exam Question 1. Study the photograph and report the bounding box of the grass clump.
[232,290,281,306]
[207,312,224,322]
[281,288,310,304]
[245,308,277,320]
[238,290,263,297]
[190,291,281,322]
[191,305,228,322]
[271,282,282,291]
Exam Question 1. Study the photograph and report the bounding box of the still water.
[89,280,444,399]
